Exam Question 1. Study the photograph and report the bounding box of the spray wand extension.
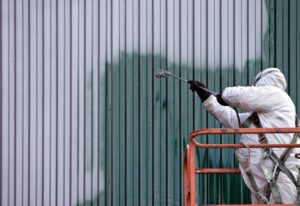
[155,69,217,96]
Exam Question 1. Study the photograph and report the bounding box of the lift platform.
[184,127,300,206]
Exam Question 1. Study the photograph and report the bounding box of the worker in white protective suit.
[188,68,300,204]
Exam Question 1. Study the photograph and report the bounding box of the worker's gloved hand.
[188,80,212,102]
[216,93,229,106]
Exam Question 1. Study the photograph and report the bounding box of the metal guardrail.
[184,128,300,206]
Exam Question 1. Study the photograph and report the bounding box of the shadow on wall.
[77,52,264,205]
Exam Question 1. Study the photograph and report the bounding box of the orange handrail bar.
[184,127,300,206]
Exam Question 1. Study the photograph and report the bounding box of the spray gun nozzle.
[155,70,172,79]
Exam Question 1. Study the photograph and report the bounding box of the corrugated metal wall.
[1,0,299,206]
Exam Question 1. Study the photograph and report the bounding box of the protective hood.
[253,68,287,90]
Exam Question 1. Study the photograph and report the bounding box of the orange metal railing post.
[184,143,198,206]
[184,145,190,206]
[190,143,198,206]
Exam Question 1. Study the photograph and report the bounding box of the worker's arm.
[203,95,251,128]
[188,80,251,128]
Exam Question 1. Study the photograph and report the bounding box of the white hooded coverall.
[203,68,300,203]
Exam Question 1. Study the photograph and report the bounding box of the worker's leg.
[239,163,268,204]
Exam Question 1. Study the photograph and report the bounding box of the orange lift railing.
[184,127,300,206]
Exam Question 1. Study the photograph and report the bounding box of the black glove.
[188,80,212,102]
[216,93,229,106]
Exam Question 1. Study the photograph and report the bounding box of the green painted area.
[101,53,261,206]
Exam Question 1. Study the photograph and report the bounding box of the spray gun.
[155,69,218,96]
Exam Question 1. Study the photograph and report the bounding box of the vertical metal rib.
[138,0,141,204]
[55,0,59,204]
[69,0,72,205]
[63,0,66,204]
[83,0,87,203]
[42,0,45,205]
[110,0,114,204]
[97,0,101,204]
[0,0,3,204]
[0,0,3,203]
[124,0,127,205]
[27,0,31,205]
[13,0,17,205]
